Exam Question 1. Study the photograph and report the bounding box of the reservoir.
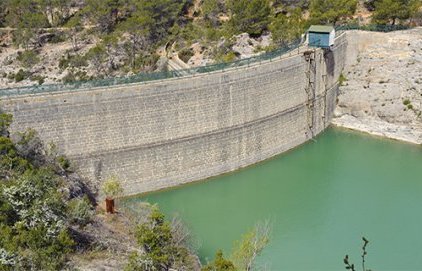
[123,128,422,270]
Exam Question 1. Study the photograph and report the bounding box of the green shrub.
[62,70,89,83]
[59,55,88,71]
[339,73,348,86]
[16,50,40,68]
[0,117,91,270]
[221,52,237,62]
[30,75,45,85]
[68,196,93,226]
[126,207,197,271]
[14,69,30,82]
[59,57,70,70]
[102,176,123,199]
[202,250,236,271]
[49,32,66,43]
[0,169,75,270]
[403,99,411,106]
[57,155,70,171]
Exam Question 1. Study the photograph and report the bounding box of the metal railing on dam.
[0,39,301,97]
[0,24,411,97]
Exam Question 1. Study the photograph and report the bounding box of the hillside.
[0,0,420,89]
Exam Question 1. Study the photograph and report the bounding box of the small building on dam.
[308,25,336,48]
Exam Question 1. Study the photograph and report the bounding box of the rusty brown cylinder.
[105,197,115,214]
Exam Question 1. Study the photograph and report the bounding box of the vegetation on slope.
[0,113,95,270]
[0,0,420,88]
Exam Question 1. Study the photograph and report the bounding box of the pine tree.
[309,0,358,25]
[227,0,272,36]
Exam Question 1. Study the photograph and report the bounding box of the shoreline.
[121,123,421,201]
[332,116,421,145]
[334,28,422,146]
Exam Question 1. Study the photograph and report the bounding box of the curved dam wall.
[0,34,348,195]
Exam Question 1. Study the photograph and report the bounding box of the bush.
[339,73,348,86]
[403,99,411,106]
[59,54,88,71]
[68,196,93,226]
[202,250,236,271]
[101,176,123,199]
[62,70,89,83]
[0,116,93,270]
[0,169,75,270]
[49,32,66,44]
[221,52,237,63]
[125,207,198,271]
[57,155,70,171]
[13,69,30,82]
[16,50,40,68]
[30,75,45,85]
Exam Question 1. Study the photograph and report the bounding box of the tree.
[126,207,198,271]
[130,0,190,43]
[37,0,72,27]
[83,0,122,33]
[410,0,422,24]
[226,0,272,36]
[202,0,224,27]
[0,114,31,180]
[202,250,236,271]
[101,176,123,213]
[101,33,119,72]
[0,113,12,137]
[85,45,107,75]
[5,0,49,49]
[270,7,307,45]
[66,15,83,52]
[118,15,153,70]
[231,221,271,271]
[309,0,358,25]
[372,0,422,25]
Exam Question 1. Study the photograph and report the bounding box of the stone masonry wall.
[0,34,348,195]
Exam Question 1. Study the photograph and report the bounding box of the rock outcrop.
[333,28,422,144]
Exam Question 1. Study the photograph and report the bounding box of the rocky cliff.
[333,28,422,144]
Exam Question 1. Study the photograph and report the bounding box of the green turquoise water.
[124,128,422,271]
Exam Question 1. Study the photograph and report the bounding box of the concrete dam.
[0,33,348,196]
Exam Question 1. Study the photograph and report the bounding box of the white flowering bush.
[0,113,84,270]
[0,248,18,267]
[0,168,74,270]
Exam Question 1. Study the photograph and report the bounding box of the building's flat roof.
[308,25,334,33]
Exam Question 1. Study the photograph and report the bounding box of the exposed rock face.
[333,28,422,144]
[187,42,214,67]
[232,33,272,59]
